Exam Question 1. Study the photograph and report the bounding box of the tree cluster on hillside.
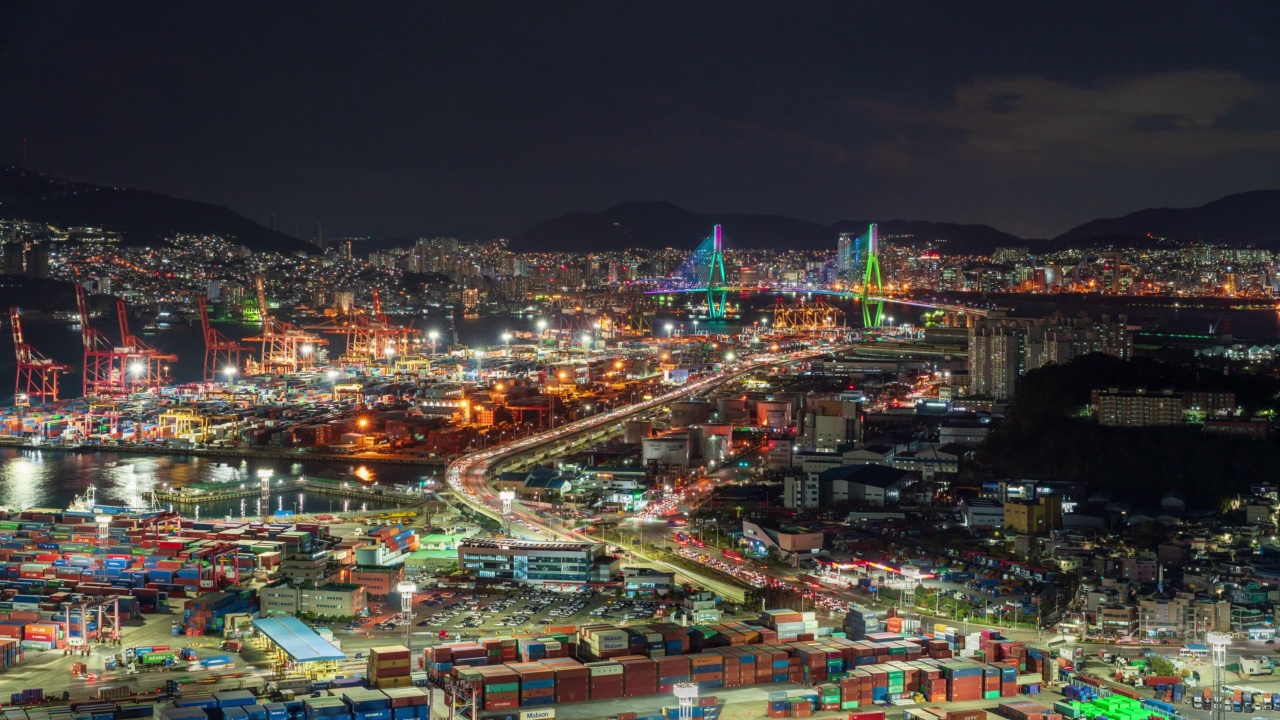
[976,354,1280,505]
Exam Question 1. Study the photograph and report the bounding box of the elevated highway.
[445,345,847,603]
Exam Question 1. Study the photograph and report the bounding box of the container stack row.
[164,687,429,720]
[367,645,414,690]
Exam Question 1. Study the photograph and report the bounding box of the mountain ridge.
[0,165,317,254]
[512,200,1022,254]
[1051,189,1280,248]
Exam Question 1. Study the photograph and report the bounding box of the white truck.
[1239,656,1273,676]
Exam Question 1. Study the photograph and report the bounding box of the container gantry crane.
[116,299,176,391]
[197,297,249,381]
[9,307,71,405]
[76,284,129,397]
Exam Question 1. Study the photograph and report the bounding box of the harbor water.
[0,448,432,517]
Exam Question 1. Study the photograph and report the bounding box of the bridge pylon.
[860,223,884,328]
[705,225,728,319]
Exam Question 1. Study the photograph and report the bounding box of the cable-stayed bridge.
[647,223,990,328]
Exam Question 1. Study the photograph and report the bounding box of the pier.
[146,476,424,506]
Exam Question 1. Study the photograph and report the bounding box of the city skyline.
[3,2,1280,240]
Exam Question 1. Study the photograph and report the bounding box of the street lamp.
[396,581,417,650]
[428,330,440,354]
[327,370,338,382]
[665,323,674,339]
[224,366,237,384]
[692,320,698,335]
[725,352,736,363]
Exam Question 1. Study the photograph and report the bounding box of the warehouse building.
[252,616,346,680]
[457,538,619,589]
[259,580,368,618]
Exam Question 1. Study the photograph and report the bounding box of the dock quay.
[146,475,425,505]
[0,437,451,468]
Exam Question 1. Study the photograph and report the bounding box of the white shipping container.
[584,663,624,676]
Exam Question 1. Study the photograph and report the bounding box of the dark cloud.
[1,1,1279,239]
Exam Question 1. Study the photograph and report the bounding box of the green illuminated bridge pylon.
[860,223,883,328]
[705,224,728,319]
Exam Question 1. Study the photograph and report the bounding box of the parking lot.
[332,581,681,646]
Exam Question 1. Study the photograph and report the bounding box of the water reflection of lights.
[2,457,43,510]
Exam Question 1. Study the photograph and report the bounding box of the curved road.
[445,345,845,603]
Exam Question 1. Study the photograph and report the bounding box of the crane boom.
[10,307,29,364]
[75,284,95,348]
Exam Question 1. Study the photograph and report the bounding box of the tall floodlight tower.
[673,683,700,720]
[258,469,272,522]
[95,515,111,544]
[397,581,417,650]
[706,225,727,319]
[900,566,923,635]
[861,223,884,328]
[1207,631,1230,720]
[499,490,515,535]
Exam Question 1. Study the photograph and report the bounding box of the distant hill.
[830,219,1024,255]
[1053,190,1280,248]
[513,201,1024,254]
[0,165,316,254]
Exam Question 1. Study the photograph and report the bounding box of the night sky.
[3,1,1279,240]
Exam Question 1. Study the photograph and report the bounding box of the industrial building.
[457,538,619,589]
[258,581,368,618]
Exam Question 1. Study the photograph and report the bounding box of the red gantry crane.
[197,297,248,382]
[244,277,325,373]
[76,284,129,397]
[9,307,71,405]
[116,298,177,392]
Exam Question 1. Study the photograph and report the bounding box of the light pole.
[502,332,513,356]
[673,683,699,720]
[692,320,698,336]
[1207,631,1229,720]
[900,566,922,635]
[224,366,236,385]
[257,469,272,522]
[397,581,417,650]
[499,490,515,535]
[428,330,440,354]
[95,514,111,572]
[130,362,144,392]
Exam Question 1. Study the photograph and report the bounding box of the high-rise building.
[315,222,325,250]
[968,326,1022,399]
[2,243,25,275]
[968,312,1133,399]
[836,233,858,281]
[1092,388,1185,427]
